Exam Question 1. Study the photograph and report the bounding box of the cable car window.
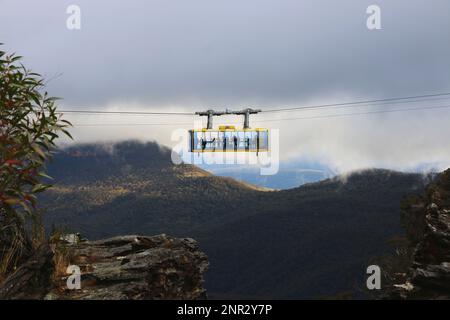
[243,131,251,151]
[193,131,202,150]
[259,131,269,150]
[189,129,269,153]
[238,132,245,149]
[210,131,218,151]
[252,131,258,150]
[223,131,232,151]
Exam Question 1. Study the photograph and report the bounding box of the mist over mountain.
[41,141,428,298]
[202,163,335,190]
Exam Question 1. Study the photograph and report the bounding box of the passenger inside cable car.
[190,129,269,153]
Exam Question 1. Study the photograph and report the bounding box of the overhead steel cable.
[253,104,450,123]
[253,96,450,115]
[73,122,193,127]
[259,92,450,113]
[56,110,194,116]
[52,91,450,127]
[55,92,450,116]
[70,104,450,127]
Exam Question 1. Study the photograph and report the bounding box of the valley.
[41,141,427,298]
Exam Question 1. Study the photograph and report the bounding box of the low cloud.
[1,0,450,174]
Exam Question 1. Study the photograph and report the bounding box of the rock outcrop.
[0,234,208,300]
[0,245,53,299]
[392,169,450,299]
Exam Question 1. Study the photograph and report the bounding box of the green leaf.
[3,198,22,205]
[38,172,54,180]
[61,128,73,140]
[31,184,50,193]
[31,143,46,159]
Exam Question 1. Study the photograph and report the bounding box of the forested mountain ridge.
[41,141,428,298]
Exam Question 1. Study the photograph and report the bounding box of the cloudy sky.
[1,0,450,173]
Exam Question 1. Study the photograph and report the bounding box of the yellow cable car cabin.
[189,108,269,154]
[189,126,269,153]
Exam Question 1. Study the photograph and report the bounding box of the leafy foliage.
[0,46,71,278]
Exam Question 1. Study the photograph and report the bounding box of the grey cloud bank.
[1,0,450,173]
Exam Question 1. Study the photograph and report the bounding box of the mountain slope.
[41,141,427,298]
[198,169,426,298]
[43,141,264,238]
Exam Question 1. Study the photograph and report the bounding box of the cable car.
[189,108,269,154]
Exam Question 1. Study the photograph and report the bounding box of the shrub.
[0,46,71,279]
